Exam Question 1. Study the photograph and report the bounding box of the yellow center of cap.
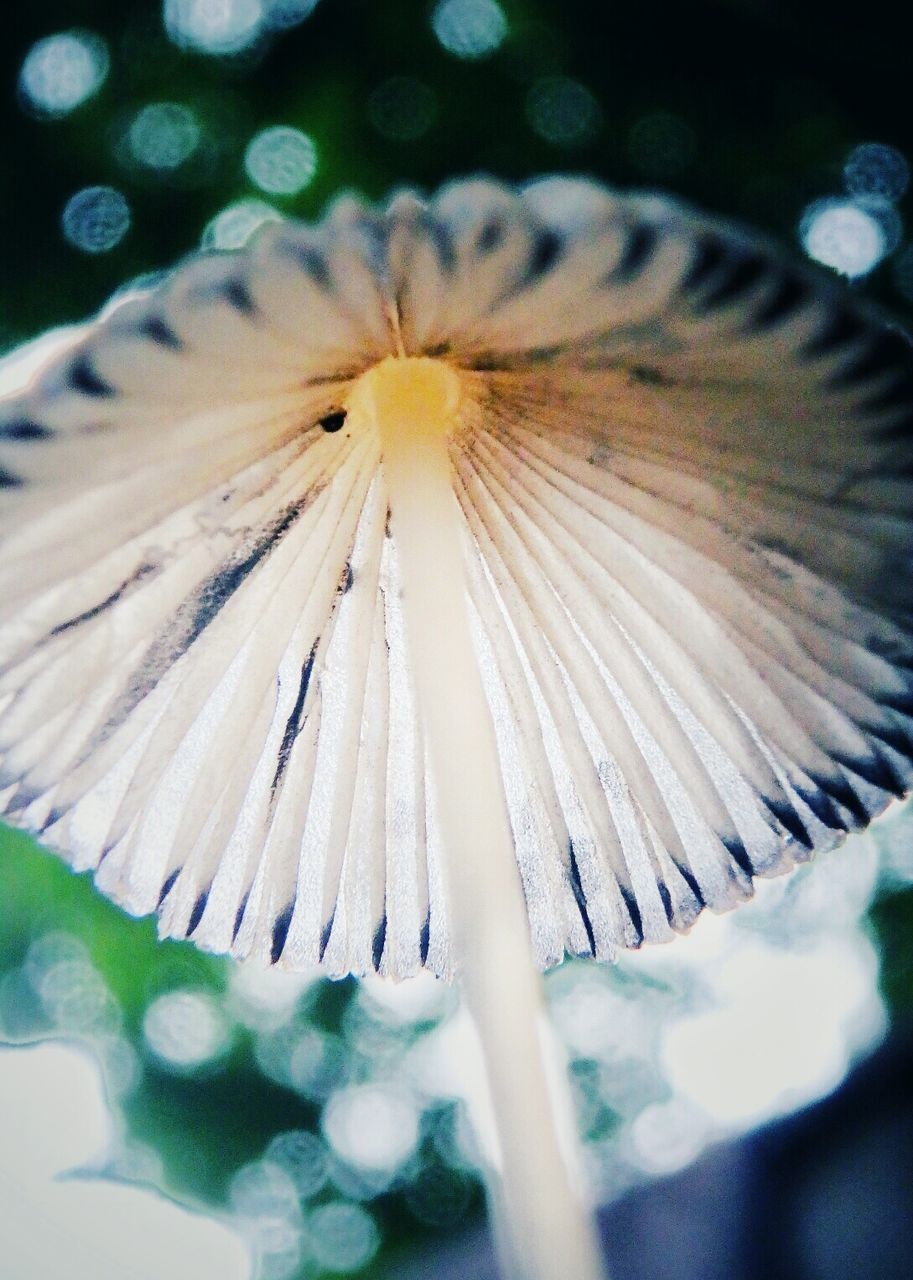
[346,355,462,446]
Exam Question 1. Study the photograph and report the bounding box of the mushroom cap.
[0,176,911,977]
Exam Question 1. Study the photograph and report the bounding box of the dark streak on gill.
[281,241,332,288]
[270,641,319,796]
[672,859,706,908]
[232,890,251,943]
[721,835,755,878]
[68,353,116,398]
[215,277,258,315]
[372,914,387,971]
[619,885,644,946]
[92,494,315,752]
[49,561,158,638]
[421,213,457,274]
[567,839,596,956]
[319,912,335,961]
[138,315,184,349]
[526,226,563,281]
[607,222,657,284]
[157,867,181,910]
[803,306,867,358]
[477,216,505,254]
[0,420,54,441]
[767,799,813,849]
[419,915,431,967]
[187,890,208,936]
[827,329,913,390]
[696,251,768,312]
[749,272,810,331]
[271,902,295,964]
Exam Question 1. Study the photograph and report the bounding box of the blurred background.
[2,1,913,1277]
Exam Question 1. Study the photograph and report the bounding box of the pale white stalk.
[351,357,608,1280]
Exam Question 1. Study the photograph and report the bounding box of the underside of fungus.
[1,177,912,981]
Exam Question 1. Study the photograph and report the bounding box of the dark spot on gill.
[215,277,257,315]
[271,902,295,964]
[608,222,657,284]
[696,251,768,311]
[567,840,596,956]
[319,911,336,961]
[232,890,250,943]
[828,329,913,390]
[372,915,387,970]
[271,642,319,795]
[672,860,706,908]
[68,353,115,398]
[620,885,644,946]
[681,233,727,292]
[795,785,848,832]
[721,836,755,878]
[419,915,431,967]
[0,419,53,441]
[320,410,347,433]
[749,272,811,331]
[810,771,869,826]
[629,365,672,387]
[157,868,181,910]
[40,806,65,833]
[187,890,208,936]
[859,369,913,414]
[767,799,814,849]
[526,226,563,281]
[477,216,505,253]
[803,305,868,358]
[420,214,456,273]
[138,315,184,349]
[835,747,907,798]
[282,241,332,287]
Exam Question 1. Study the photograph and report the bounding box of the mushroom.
[1,177,911,1280]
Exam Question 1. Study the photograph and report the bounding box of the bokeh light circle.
[844,142,910,202]
[142,988,230,1070]
[129,103,201,170]
[800,198,887,277]
[203,198,284,248]
[322,1083,421,1175]
[265,1130,328,1198]
[244,126,317,195]
[431,0,508,60]
[19,31,109,118]
[61,187,131,254]
[526,76,601,147]
[262,0,321,29]
[229,1159,303,1223]
[307,1202,380,1273]
[165,0,264,55]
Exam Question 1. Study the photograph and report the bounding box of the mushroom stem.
[365,357,608,1280]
